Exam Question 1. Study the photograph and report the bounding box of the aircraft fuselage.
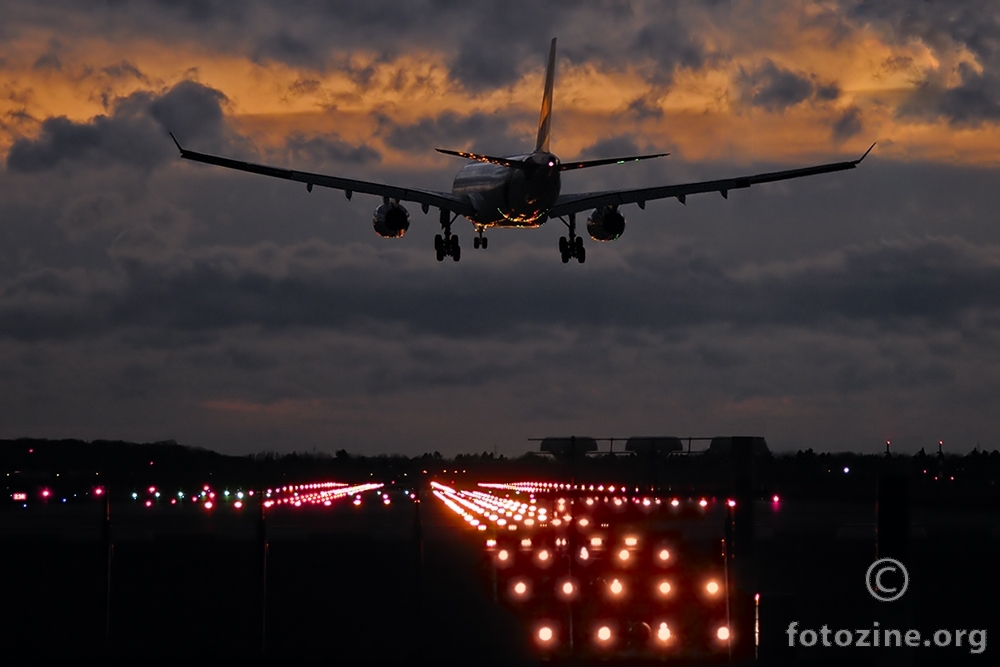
[451,151,561,227]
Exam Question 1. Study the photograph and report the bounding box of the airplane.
[169,38,873,264]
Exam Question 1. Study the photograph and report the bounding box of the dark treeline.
[2,438,999,507]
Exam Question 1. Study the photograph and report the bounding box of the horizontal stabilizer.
[560,152,669,171]
[435,148,527,169]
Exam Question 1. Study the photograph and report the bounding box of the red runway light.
[594,624,615,647]
[536,624,556,646]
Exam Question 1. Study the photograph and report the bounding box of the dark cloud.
[382,111,522,154]
[854,0,1000,125]
[6,114,165,172]
[149,0,248,24]
[252,31,316,67]
[6,80,229,172]
[33,53,62,71]
[285,133,381,167]
[577,135,643,160]
[624,95,664,120]
[102,60,148,82]
[739,60,819,112]
[831,105,863,142]
[148,80,228,143]
[4,235,999,344]
[816,82,840,101]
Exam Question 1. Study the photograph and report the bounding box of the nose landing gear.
[473,228,489,250]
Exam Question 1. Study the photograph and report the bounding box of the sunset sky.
[3,1,1000,456]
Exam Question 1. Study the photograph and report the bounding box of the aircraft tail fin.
[534,38,557,153]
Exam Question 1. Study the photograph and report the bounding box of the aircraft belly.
[451,160,557,228]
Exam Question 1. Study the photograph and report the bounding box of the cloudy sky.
[3,1,1000,456]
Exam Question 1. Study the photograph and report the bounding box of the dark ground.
[0,493,996,665]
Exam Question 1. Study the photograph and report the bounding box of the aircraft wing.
[169,134,477,218]
[548,144,874,218]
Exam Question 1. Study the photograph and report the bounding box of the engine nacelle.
[372,202,410,238]
[587,206,625,241]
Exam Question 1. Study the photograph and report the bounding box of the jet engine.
[586,205,625,241]
[372,202,410,238]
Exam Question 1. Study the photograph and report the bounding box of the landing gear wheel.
[452,239,461,262]
[559,236,568,254]
[473,237,481,249]
[434,234,445,261]
[574,236,584,253]
[577,245,586,263]
[481,236,488,249]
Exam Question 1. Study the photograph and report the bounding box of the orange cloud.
[3,11,1000,170]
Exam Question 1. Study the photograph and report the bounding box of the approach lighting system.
[432,480,735,661]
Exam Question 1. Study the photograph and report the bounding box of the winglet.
[855,142,876,164]
[534,38,557,153]
[168,132,184,154]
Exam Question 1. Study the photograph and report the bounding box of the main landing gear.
[435,208,461,262]
[559,213,586,264]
